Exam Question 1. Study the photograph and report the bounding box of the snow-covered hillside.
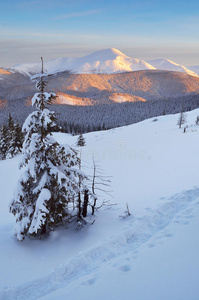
[1,109,199,299]
[148,58,198,77]
[188,65,199,75]
[11,48,156,76]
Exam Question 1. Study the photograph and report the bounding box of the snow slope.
[148,59,198,77]
[11,48,156,76]
[188,65,199,75]
[1,109,199,299]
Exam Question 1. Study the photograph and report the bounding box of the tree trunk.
[82,189,89,217]
[78,192,81,219]
[40,223,46,235]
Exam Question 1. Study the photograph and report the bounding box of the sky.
[0,0,199,67]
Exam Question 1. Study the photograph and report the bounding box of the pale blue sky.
[0,0,199,67]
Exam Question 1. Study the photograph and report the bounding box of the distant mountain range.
[0,68,199,106]
[147,58,198,77]
[3,48,198,77]
[0,56,199,128]
[0,48,199,118]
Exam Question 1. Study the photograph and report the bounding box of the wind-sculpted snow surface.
[1,188,199,300]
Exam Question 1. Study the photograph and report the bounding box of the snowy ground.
[0,109,199,299]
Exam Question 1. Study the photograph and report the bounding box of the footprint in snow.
[182,208,193,215]
[118,265,131,272]
[164,233,173,238]
[174,220,180,224]
[184,215,194,219]
[82,277,96,286]
[145,207,151,211]
[174,218,190,225]
[182,221,190,225]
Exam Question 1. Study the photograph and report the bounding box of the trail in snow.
[1,187,199,300]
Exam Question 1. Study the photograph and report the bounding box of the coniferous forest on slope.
[0,93,198,134]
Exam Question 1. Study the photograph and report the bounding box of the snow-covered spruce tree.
[10,59,85,241]
[76,133,86,147]
[8,114,15,139]
[0,115,23,160]
[0,124,8,160]
[7,120,23,159]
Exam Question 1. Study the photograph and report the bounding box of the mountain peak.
[148,59,198,77]
[81,48,128,61]
[10,48,198,77]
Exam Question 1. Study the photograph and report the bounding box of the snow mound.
[148,59,198,77]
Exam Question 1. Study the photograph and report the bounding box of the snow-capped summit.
[148,59,198,77]
[11,48,156,77]
[74,47,156,74]
[10,49,198,78]
[80,48,129,61]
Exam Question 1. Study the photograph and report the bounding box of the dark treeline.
[0,93,199,135]
[0,114,23,160]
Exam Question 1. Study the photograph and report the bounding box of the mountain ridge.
[0,69,199,106]
[148,58,198,77]
[10,48,156,76]
[188,65,199,75]
[1,48,196,78]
